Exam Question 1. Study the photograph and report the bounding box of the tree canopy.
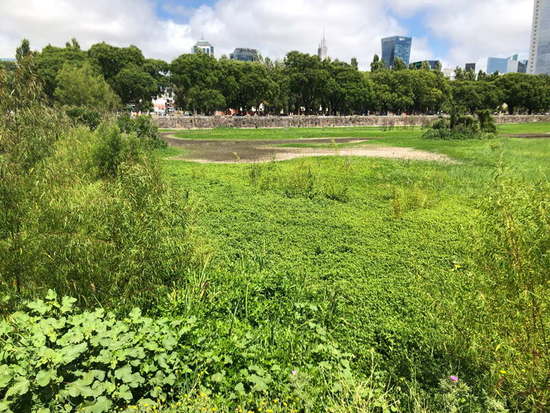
[4,39,550,116]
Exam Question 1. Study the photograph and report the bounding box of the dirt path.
[161,133,454,164]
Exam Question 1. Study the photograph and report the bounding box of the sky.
[0,0,535,71]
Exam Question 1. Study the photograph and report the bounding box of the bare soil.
[162,134,455,164]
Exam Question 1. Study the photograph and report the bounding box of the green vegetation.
[165,122,550,141]
[1,46,549,413]
[2,39,549,116]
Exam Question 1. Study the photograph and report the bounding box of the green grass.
[156,124,549,410]
[497,122,550,134]
[163,122,550,141]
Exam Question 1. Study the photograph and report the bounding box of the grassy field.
[154,126,549,410]
[161,121,550,141]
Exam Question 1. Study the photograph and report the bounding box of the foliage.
[475,174,549,411]
[54,62,120,112]
[117,114,166,149]
[0,293,192,413]
[423,110,497,140]
[65,107,102,130]
[0,57,197,311]
[9,39,550,116]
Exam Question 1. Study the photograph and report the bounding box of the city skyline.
[0,0,535,71]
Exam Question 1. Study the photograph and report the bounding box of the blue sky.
[0,0,534,70]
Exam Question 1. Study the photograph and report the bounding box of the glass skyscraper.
[230,48,260,62]
[487,57,509,74]
[381,36,412,68]
[529,0,550,74]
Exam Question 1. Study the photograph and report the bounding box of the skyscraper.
[230,48,260,62]
[488,55,528,75]
[192,38,214,56]
[529,0,550,74]
[381,36,412,68]
[318,32,328,60]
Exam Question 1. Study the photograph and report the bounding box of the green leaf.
[0,401,11,412]
[60,296,77,313]
[248,374,268,392]
[6,377,30,397]
[45,290,57,301]
[114,365,132,380]
[115,384,133,402]
[27,299,50,315]
[61,342,88,363]
[0,366,12,388]
[210,373,224,383]
[36,370,56,387]
[81,396,113,413]
[235,382,246,395]
[66,380,94,398]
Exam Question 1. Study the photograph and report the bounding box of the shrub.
[475,175,549,411]
[423,112,497,140]
[0,292,193,413]
[66,107,102,130]
[0,121,199,311]
[117,114,166,149]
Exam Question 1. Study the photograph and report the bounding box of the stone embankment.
[154,115,550,130]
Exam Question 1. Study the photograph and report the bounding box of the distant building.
[487,55,528,74]
[381,36,412,68]
[487,57,508,74]
[528,0,550,74]
[465,63,476,72]
[410,60,441,70]
[317,32,328,60]
[152,91,175,115]
[230,48,260,62]
[442,68,456,81]
[0,58,15,62]
[193,38,214,56]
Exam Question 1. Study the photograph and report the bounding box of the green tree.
[284,51,329,114]
[370,54,385,72]
[88,43,145,80]
[170,53,222,112]
[392,57,407,71]
[497,73,549,114]
[35,42,88,98]
[54,62,120,111]
[16,39,32,62]
[112,65,158,111]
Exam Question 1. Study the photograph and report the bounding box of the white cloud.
[0,0,534,71]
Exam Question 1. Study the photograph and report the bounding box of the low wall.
[154,115,550,130]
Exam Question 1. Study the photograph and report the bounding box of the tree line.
[1,39,549,116]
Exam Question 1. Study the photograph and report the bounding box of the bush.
[117,114,166,149]
[66,107,102,130]
[423,113,497,140]
[0,292,193,413]
[475,175,549,411]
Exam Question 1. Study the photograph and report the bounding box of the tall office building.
[318,32,328,60]
[529,0,550,74]
[381,36,412,68]
[487,57,509,74]
[230,48,260,62]
[192,38,214,56]
[488,55,528,75]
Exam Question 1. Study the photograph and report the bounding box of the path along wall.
[154,115,550,130]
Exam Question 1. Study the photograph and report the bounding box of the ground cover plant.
[1,56,549,412]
